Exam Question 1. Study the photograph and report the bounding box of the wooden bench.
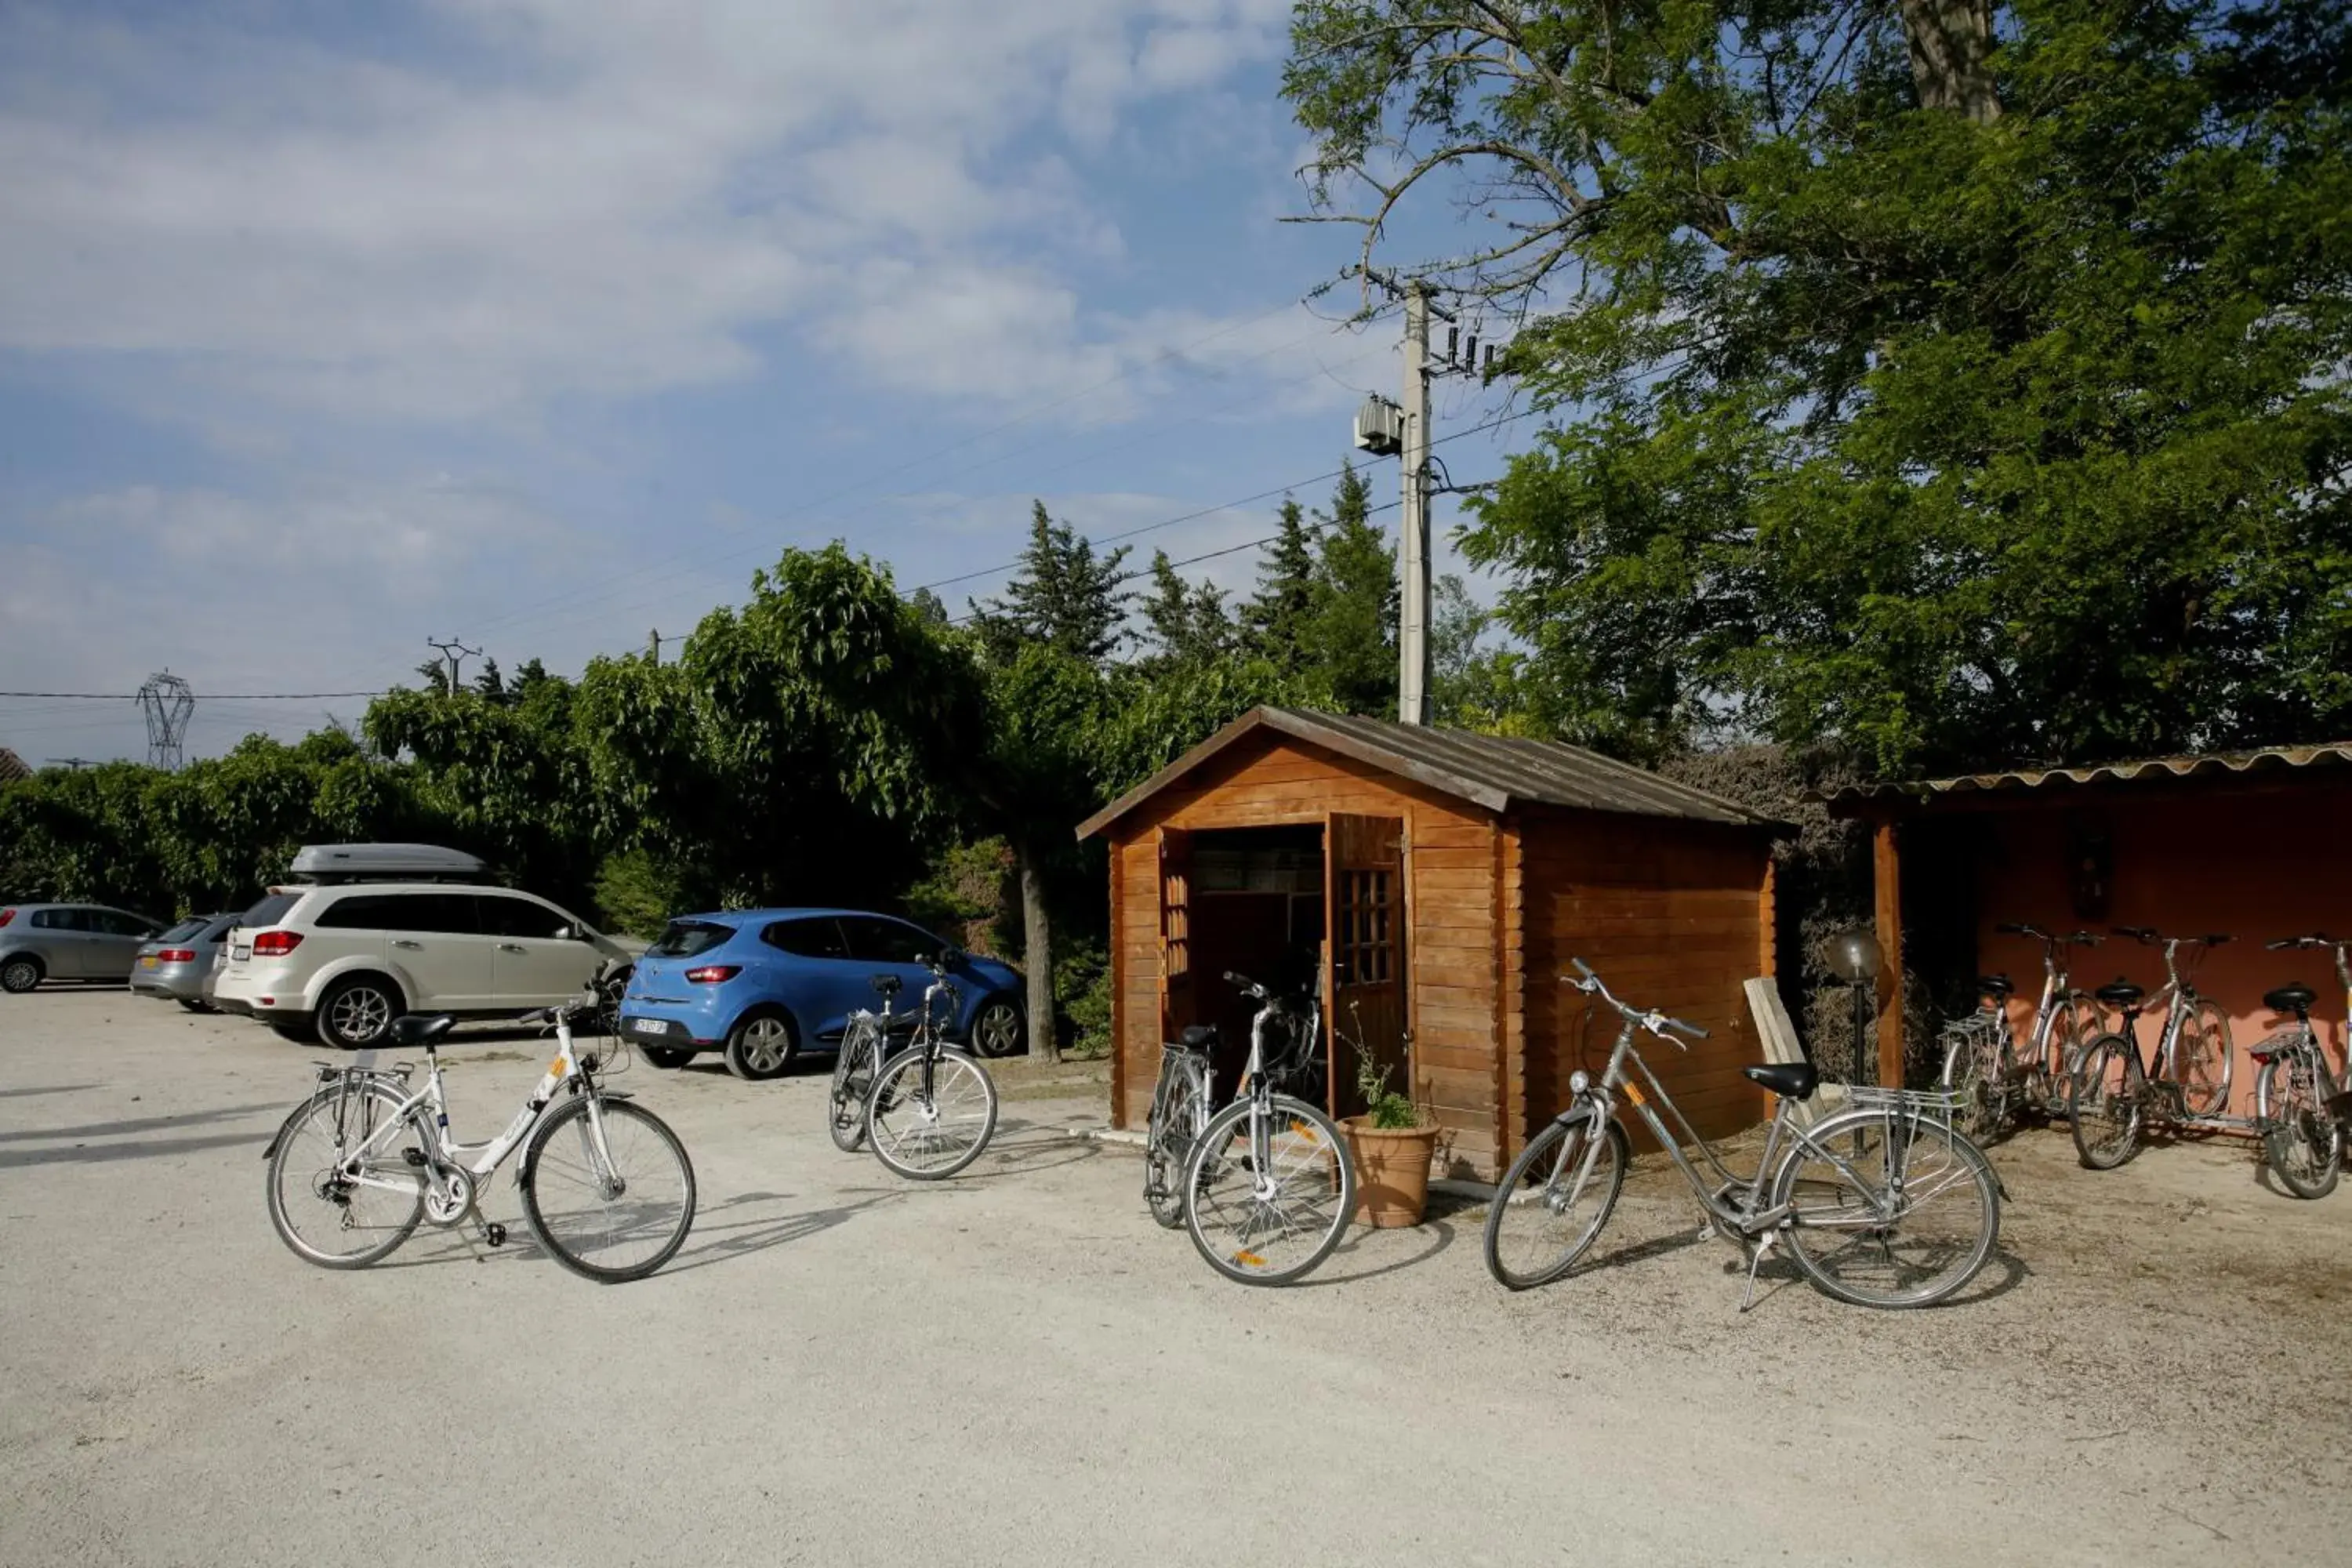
[1744,977,1846,1129]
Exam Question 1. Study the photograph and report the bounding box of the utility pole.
[45,757,94,771]
[1398,285,1432,726]
[648,630,661,665]
[425,637,481,696]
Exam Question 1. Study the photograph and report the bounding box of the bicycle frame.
[317,1013,619,1212]
[1552,1014,1919,1243]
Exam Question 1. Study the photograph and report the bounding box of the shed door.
[1157,826,1196,1044]
[1326,813,1406,1117]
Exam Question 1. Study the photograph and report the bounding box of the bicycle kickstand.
[1737,1233,1775,1314]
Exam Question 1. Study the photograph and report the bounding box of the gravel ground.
[2,988,2347,1567]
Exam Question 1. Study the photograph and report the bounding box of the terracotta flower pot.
[1342,1117,1439,1228]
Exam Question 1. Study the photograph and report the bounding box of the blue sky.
[0,0,1526,763]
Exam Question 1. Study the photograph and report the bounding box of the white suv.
[213,882,637,1050]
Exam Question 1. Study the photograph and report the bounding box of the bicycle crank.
[423,1163,477,1227]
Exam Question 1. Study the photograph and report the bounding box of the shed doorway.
[1156,815,1409,1120]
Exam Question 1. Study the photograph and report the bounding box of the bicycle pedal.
[481,1222,507,1248]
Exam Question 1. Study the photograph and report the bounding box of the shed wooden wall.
[1103,732,1504,1177]
[1519,809,1773,1149]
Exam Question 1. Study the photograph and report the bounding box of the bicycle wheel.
[1181,1094,1353,1286]
[2259,1054,2343,1200]
[1772,1108,2000,1309]
[829,1028,877,1153]
[265,1080,424,1269]
[868,1045,998,1180]
[1939,1023,2004,1142]
[1144,1061,1202,1229]
[519,1097,697,1283]
[2070,1035,2143,1170]
[1482,1108,1628,1290]
[2176,999,2234,1120]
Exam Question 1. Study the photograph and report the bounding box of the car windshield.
[648,920,735,959]
[156,918,209,942]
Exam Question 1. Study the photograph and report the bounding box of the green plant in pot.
[1339,1008,1439,1228]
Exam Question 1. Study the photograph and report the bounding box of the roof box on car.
[286,843,489,884]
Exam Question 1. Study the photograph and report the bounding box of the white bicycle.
[263,992,696,1283]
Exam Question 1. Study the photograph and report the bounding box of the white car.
[212,880,637,1050]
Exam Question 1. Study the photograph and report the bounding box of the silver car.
[129,913,239,1011]
[0,903,165,993]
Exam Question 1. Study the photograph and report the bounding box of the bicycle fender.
[1548,1102,1606,1129]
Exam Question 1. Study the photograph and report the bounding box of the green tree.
[1240,496,1317,671]
[1287,0,2352,771]
[1301,465,1398,715]
[1139,550,1236,667]
[969,500,1134,666]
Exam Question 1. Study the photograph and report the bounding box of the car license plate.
[631,1018,670,1036]
[140,956,158,968]
[231,944,251,960]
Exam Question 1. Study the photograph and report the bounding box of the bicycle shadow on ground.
[659,1187,912,1276]
[0,1129,270,1171]
[1727,1242,2029,1312]
[1296,1217,1457,1287]
[0,1101,285,1145]
[0,1083,100,1101]
[956,1122,1104,1181]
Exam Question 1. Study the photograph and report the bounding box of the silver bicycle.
[827,971,931,1155]
[1483,960,2002,1310]
[1938,922,2107,1137]
[2069,927,2236,1169]
[1142,970,1323,1230]
[854,951,999,1181]
[263,992,696,1283]
[1174,971,1352,1285]
[2252,935,2351,1200]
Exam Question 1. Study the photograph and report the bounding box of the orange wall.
[1968,783,2352,1117]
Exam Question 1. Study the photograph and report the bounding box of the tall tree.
[1140,550,1236,667]
[1287,2,2352,770]
[471,657,506,702]
[969,501,1133,666]
[1240,496,1317,671]
[1301,465,1399,716]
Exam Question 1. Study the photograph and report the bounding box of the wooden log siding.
[1520,809,1772,1145]
[1105,734,1504,1171]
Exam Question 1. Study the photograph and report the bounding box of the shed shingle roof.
[1075,706,1782,839]
[0,746,30,785]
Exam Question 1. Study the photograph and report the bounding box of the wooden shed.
[1075,707,1786,1180]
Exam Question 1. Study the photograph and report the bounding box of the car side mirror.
[941,947,966,967]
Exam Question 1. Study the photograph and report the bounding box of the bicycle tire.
[1772,1106,2001,1309]
[1481,1108,1627,1290]
[829,1027,877,1153]
[2259,1054,2343,1201]
[519,1097,697,1283]
[1181,1094,1353,1286]
[2176,997,2234,1120]
[265,1080,425,1269]
[868,1045,998,1180]
[1144,1060,1202,1229]
[2070,1035,2143,1170]
[1939,1024,2002,1142]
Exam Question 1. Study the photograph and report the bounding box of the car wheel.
[318,977,401,1051]
[0,956,42,994]
[968,995,1026,1058]
[724,1011,796,1081]
[270,1022,314,1043]
[177,997,210,1013]
[641,1047,691,1069]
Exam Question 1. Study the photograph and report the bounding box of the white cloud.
[0,0,1298,424]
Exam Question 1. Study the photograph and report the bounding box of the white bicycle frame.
[331,1011,618,1206]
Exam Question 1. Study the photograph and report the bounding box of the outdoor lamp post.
[1824,928,1883,1087]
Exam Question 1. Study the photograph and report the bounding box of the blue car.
[619,909,1026,1081]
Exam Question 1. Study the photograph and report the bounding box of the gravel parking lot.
[4,989,2348,1566]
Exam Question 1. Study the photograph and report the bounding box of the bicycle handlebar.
[2270,933,2343,950]
[1563,958,1709,1047]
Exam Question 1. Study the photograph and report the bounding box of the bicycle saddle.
[1176,1024,1218,1051]
[869,975,902,996]
[2095,980,2144,1007]
[2265,984,2317,1014]
[1976,972,2015,998]
[389,1014,456,1048]
[1743,1061,1818,1102]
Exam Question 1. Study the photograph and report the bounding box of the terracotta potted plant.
[1340,1025,1439,1228]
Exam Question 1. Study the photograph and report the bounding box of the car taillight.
[251,931,304,957]
[158,949,197,963]
[0,909,13,927]
[684,965,740,984]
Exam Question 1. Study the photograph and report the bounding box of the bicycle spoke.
[1777,1116,1998,1308]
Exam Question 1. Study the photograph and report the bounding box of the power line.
[461,296,1369,644]
[0,690,385,701]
